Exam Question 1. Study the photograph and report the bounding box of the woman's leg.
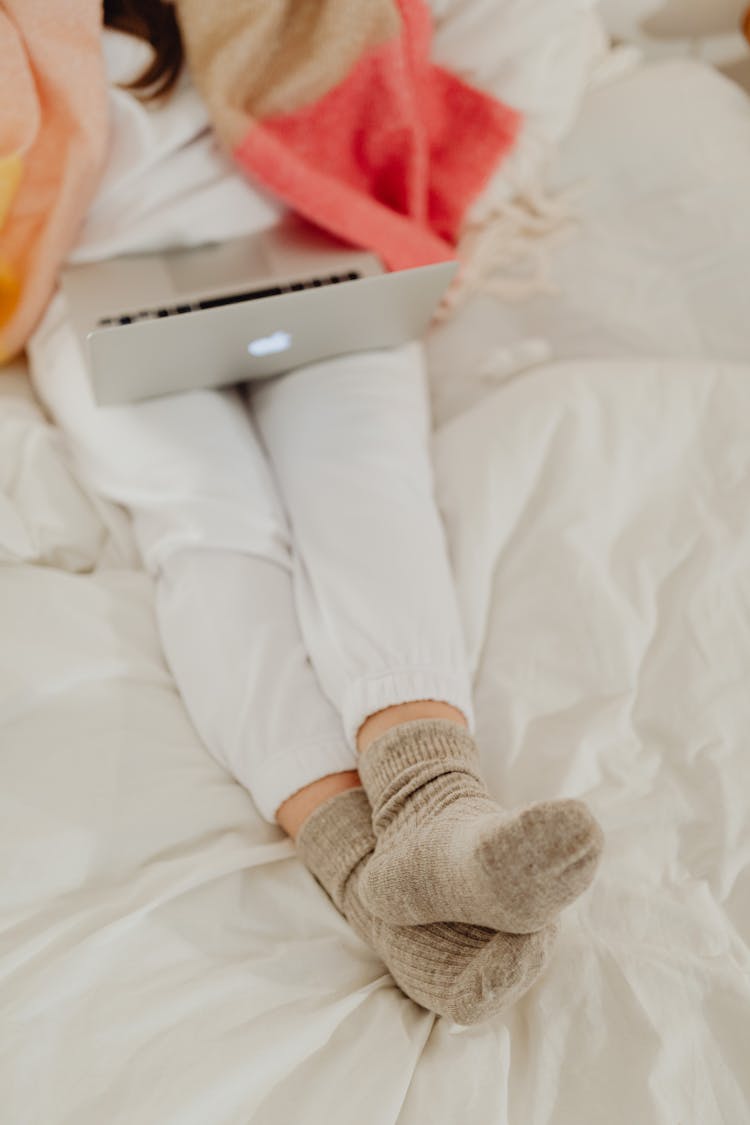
[27,298,559,1023]
[250,341,476,750]
[27,294,358,823]
[250,342,603,931]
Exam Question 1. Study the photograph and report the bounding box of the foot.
[357,719,604,932]
[296,787,558,1025]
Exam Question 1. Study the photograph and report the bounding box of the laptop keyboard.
[97,271,362,327]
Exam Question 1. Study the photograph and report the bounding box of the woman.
[28,0,604,1024]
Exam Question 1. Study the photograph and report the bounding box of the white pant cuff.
[248,737,358,824]
[341,666,476,752]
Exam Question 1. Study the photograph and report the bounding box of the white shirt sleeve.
[69,29,285,265]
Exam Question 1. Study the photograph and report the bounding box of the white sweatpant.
[29,296,475,821]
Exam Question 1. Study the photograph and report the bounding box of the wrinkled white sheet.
[427,59,750,426]
[2,59,750,1124]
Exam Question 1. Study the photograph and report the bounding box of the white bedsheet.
[2,59,750,1124]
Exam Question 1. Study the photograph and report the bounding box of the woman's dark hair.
[103,0,184,100]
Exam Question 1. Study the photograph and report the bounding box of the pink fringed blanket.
[175,0,521,272]
[0,0,521,363]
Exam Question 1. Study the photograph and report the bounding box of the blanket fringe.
[434,177,588,323]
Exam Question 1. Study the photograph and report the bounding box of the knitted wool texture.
[296,787,557,1025]
[357,719,604,931]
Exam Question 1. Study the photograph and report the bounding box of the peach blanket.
[0,0,108,363]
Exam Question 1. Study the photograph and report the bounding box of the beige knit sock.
[296,787,557,1025]
[357,719,604,932]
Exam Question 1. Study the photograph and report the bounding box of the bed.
[2,19,749,1125]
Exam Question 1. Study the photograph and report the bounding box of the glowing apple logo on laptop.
[248,330,292,357]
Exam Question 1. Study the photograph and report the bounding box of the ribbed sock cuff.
[295,787,375,913]
[357,719,484,830]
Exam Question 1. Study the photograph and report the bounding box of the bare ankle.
[276,770,361,841]
[356,700,468,755]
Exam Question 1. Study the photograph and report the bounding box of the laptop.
[60,214,457,406]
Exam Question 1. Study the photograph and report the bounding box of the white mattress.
[2,59,750,1124]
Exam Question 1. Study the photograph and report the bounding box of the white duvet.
[2,41,750,1125]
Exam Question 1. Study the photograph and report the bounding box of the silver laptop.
[60,215,457,406]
